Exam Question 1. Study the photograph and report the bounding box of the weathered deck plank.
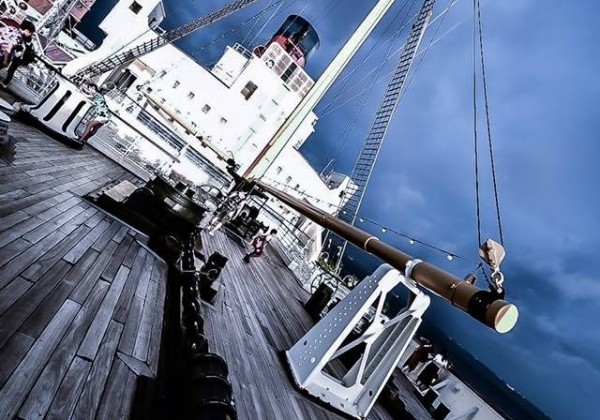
[17,281,109,419]
[201,230,399,420]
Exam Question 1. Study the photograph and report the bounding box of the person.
[243,229,277,263]
[78,83,111,144]
[416,349,450,390]
[2,35,35,87]
[207,189,248,236]
[402,338,433,374]
[0,20,35,71]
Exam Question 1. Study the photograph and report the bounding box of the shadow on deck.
[0,119,428,420]
[200,230,430,420]
[0,121,168,419]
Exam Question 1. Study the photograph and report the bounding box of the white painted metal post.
[286,264,430,419]
[244,0,397,178]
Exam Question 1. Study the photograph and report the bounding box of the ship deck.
[0,121,167,419]
[200,231,431,420]
[0,118,430,419]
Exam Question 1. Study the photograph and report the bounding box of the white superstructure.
[65,0,352,264]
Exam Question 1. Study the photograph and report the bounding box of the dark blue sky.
[86,0,599,417]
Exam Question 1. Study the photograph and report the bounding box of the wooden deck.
[201,230,431,420]
[0,121,168,419]
[0,117,430,419]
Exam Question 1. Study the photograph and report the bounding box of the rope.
[319,0,416,115]
[323,1,417,161]
[472,0,482,248]
[140,0,289,79]
[476,0,504,245]
[260,178,477,264]
[402,0,458,101]
[246,0,301,46]
[319,0,462,118]
[241,0,274,46]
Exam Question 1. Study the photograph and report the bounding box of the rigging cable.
[472,0,482,247]
[141,0,292,80]
[193,0,296,60]
[401,0,457,105]
[319,0,461,118]
[241,0,275,46]
[476,0,504,245]
[319,0,417,115]
[324,0,417,161]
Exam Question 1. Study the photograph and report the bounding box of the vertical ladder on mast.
[328,0,436,270]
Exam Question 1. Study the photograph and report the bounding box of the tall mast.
[72,0,258,82]
[329,0,437,269]
[243,0,398,178]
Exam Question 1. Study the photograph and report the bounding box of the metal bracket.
[404,258,422,283]
[286,264,430,419]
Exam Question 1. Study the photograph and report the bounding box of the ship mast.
[329,0,437,270]
[243,0,398,178]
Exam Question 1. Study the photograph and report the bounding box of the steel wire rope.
[318,0,461,118]
[262,177,476,264]
[201,2,300,68]
[476,0,504,246]
[245,0,296,46]
[318,0,417,115]
[323,1,416,161]
[241,0,275,45]
[191,0,294,60]
[398,0,457,117]
[137,0,292,83]
[472,0,482,248]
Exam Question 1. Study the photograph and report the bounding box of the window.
[286,176,292,184]
[159,98,166,104]
[281,62,298,83]
[188,92,195,100]
[129,1,142,14]
[173,80,180,88]
[241,81,258,100]
[220,117,228,124]
[276,166,282,174]
[202,104,211,114]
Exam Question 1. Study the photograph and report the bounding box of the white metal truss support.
[286,264,430,419]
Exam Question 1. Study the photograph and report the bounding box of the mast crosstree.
[328,0,437,269]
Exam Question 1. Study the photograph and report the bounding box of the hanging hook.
[479,239,506,292]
